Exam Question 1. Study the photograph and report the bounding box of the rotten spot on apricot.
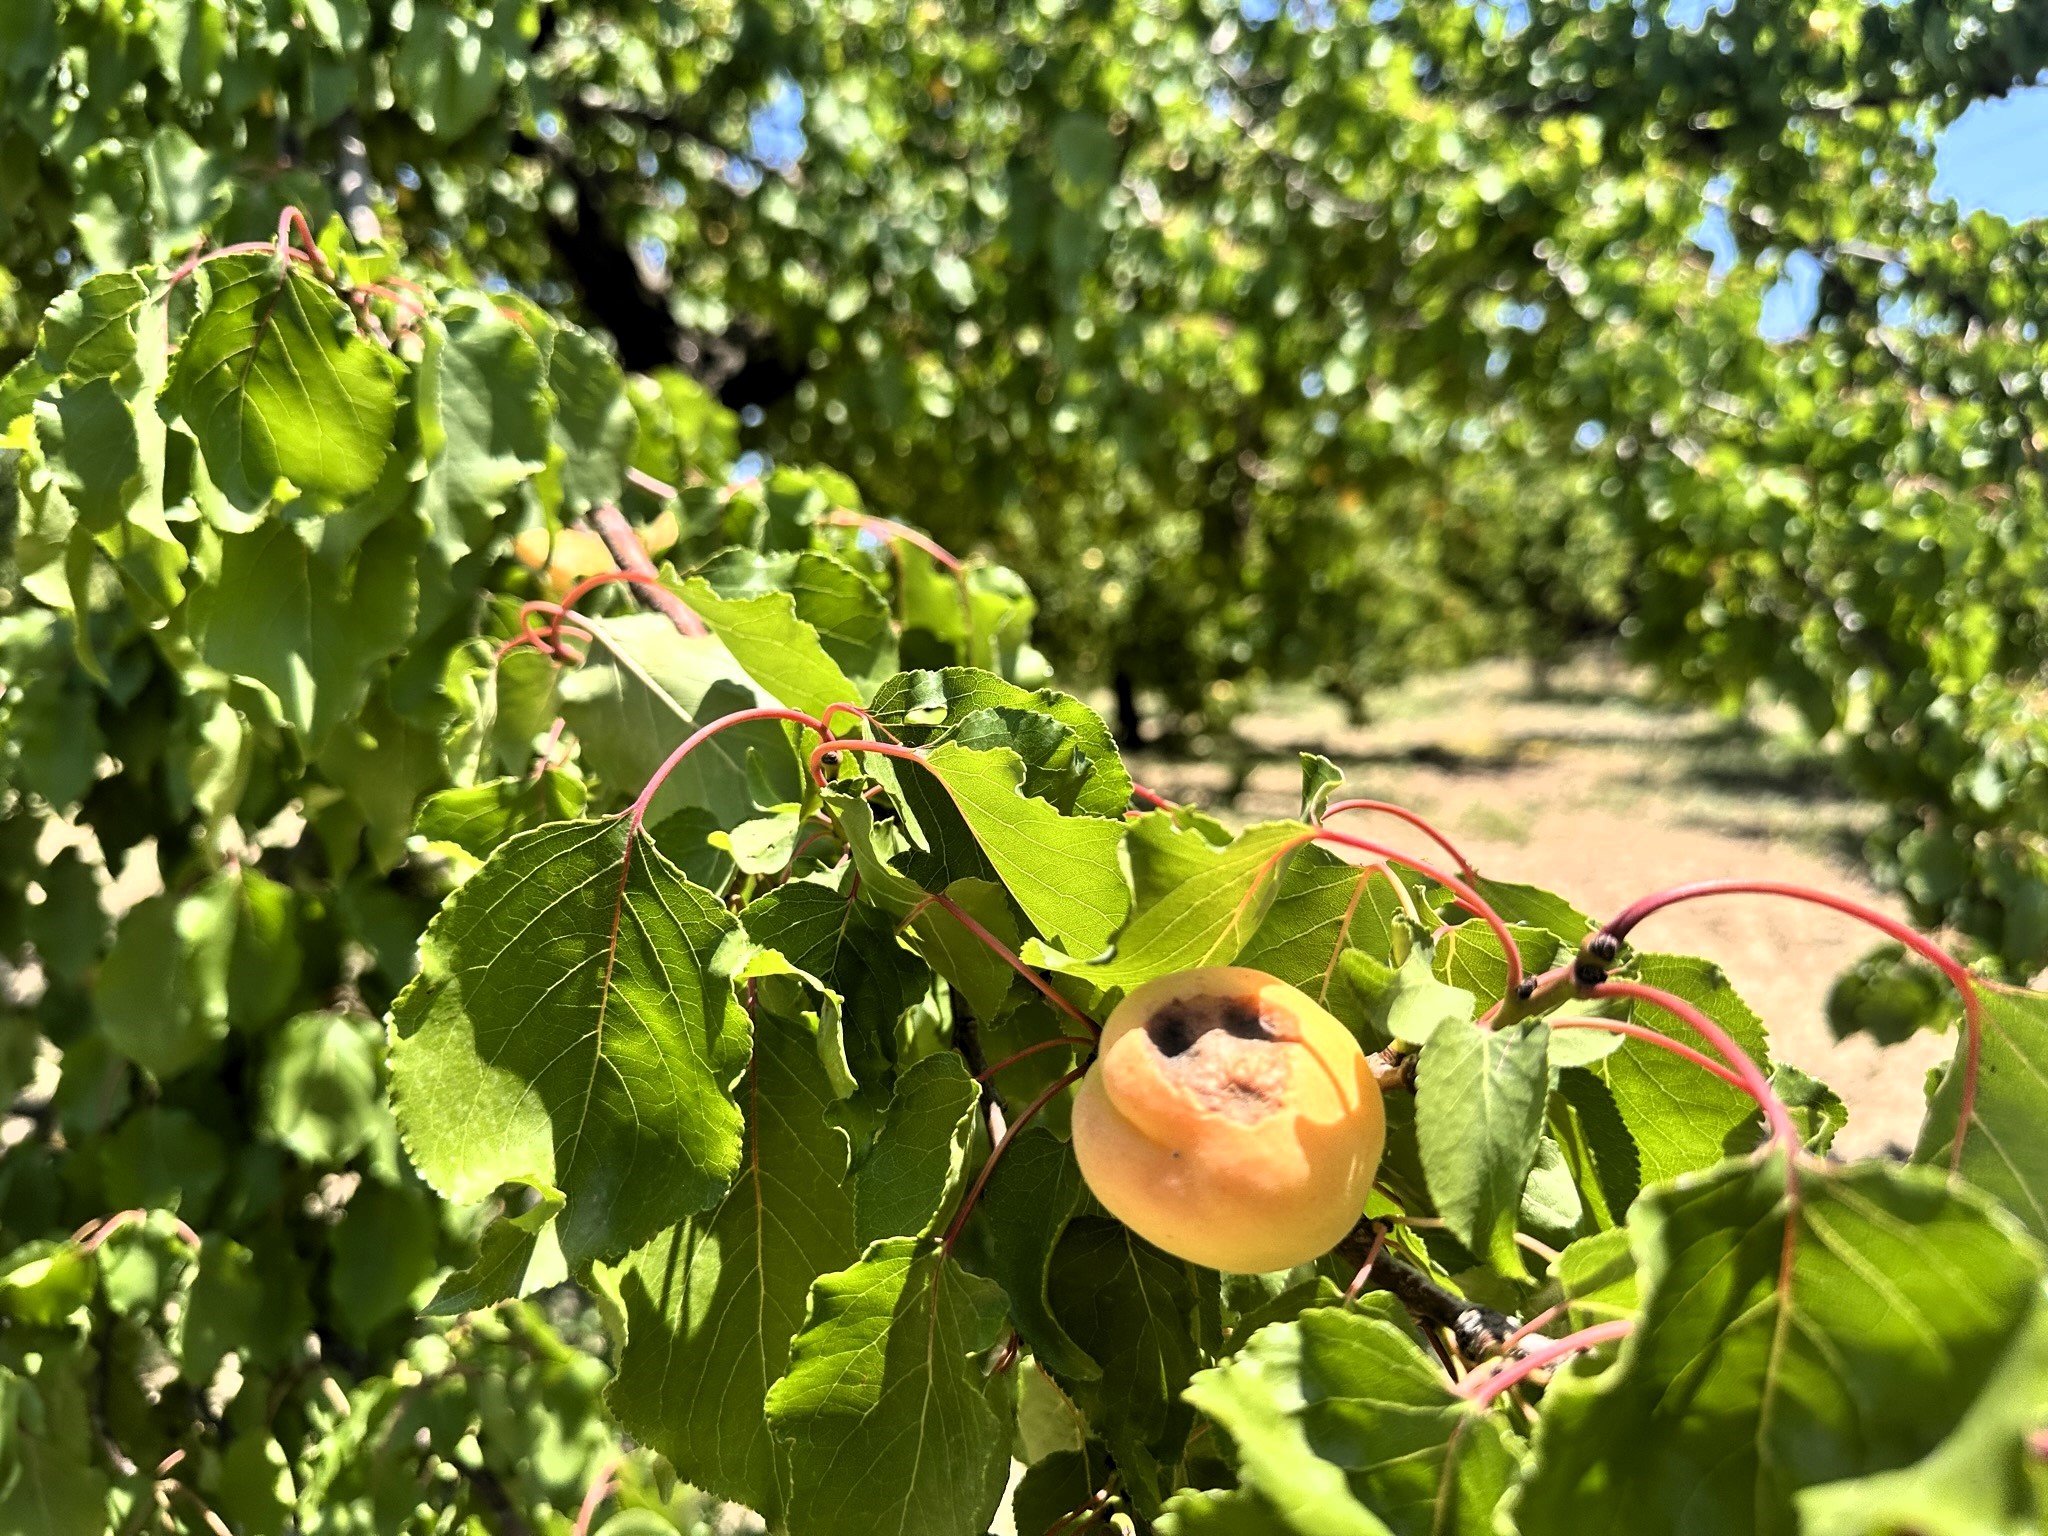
[1146,995,1275,1055]
[1143,996,1289,1122]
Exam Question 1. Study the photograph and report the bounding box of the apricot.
[1072,967,1384,1273]
[513,527,615,599]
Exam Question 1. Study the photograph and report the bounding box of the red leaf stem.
[941,1063,1090,1252]
[1459,1319,1634,1408]
[276,206,332,279]
[807,734,926,790]
[928,891,1099,1036]
[821,509,967,573]
[1311,826,1524,996]
[1596,880,1981,1171]
[1129,782,1179,811]
[545,569,687,648]
[1585,979,1799,1149]
[1320,798,1477,878]
[975,1035,1096,1083]
[586,504,707,637]
[805,737,1105,1035]
[1343,1223,1389,1303]
[1548,1017,1749,1092]
[628,708,830,830]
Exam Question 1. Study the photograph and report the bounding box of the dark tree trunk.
[1113,670,1142,748]
[542,168,685,373]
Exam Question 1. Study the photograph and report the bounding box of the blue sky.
[1707,86,2048,342]
[1932,86,2048,222]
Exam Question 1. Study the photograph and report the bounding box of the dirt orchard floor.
[1122,650,1953,1162]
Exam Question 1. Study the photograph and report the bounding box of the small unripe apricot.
[1072,967,1384,1273]
[513,527,615,599]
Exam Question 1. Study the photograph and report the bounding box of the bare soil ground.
[1124,650,1951,1161]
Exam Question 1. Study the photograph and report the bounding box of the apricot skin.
[1071,967,1384,1273]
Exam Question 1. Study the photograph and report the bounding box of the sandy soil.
[1125,651,1952,1161]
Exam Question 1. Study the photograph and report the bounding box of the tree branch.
[583,505,706,637]
[1333,1220,1535,1361]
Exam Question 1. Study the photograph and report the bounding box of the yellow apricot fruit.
[512,527,616,600]
[1071,966,1384,1272]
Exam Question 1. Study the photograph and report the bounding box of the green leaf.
[318,689,447,871]
[1046,1218,1205,1513]
[258,1012,386,1167]
[23,848,105,986]
[679,572,867,716]
[1915,984,2048,1242]
[389,817,752,1265]
[855,1052,981,1246]
[299,0,370,52]
[162,252,402,510]
[180,1234,311,1382]
[212,1432,296,1536]
[0,1241,94,1327]
[869,668,1132,818]
[1235,846,1414,1003]
[419,299,552,552]
[1826,943,1951,1047]
[1769,1060,1847,1156]
[1554,1227,1638,1329]
[1299,753,1345,823]
[740,878,930,1091]
[765,1238,1014,1536]
[95,1106,227,1221]
[721,809,802,875]
[96,872,238,1079]
[1515,1157,2046,1536]
[1186,1300,1523,1536]
[1059,815,1308,991]
[34,379,143,532]
[1432,921,1560,1006]
[1465,877,1593,941]
[1520,1133,1586,1248]
[559,612,798,828]
[787,551,899,694]
[826,789,931,916]
[1158,1488,1296,1536]
[190,514,422,749]
[1414,1012,1550,1277]
[143,125,231,255]
[1012,1445,1115,1536]
[391,2,515,139]
[609,1011,859,1519]
[956,1126,1098,1380]
[1588,953,1768,1185]
[904,877,1020,1021]
[35,270,149,381]
[1795,1300,2048,1536]
[0,1354,108,1536]
[1384,944,1477,1047]
[416,771,587,860]
[427,1183,566,1316]
[917,743,1130,957]
[548,325,637,513]
[325,1178,440,1343]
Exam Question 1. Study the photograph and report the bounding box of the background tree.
[8,0,2048,963]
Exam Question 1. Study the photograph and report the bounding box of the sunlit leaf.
[765,1239,1014,1536]
[609,1012,858,1518]
[1516,1156,2046,1536]
[389,817,751,1265]
[163,252,402,509]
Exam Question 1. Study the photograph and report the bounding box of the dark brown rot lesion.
[1143,994,1289,1122]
